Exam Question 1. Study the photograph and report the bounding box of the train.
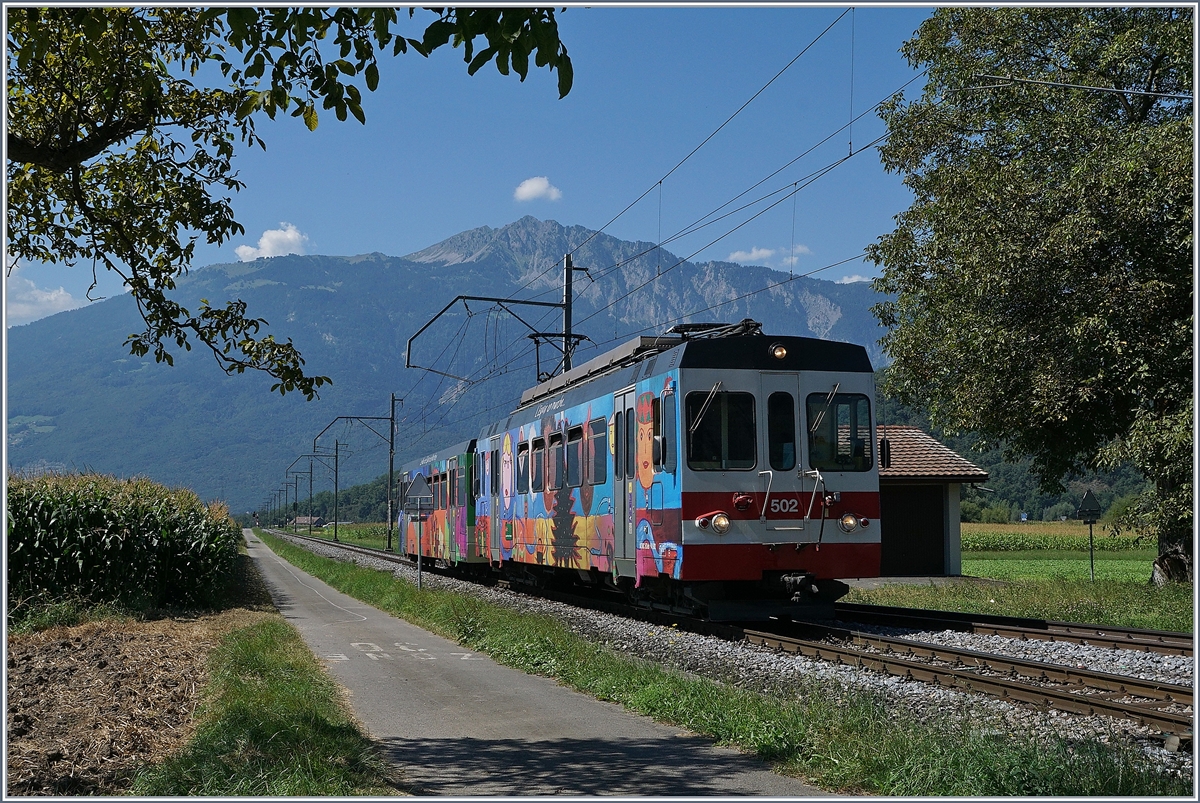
[398,319,881,620]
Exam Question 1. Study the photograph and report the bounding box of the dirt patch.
[5,553,278,796]
[6,609,273,795]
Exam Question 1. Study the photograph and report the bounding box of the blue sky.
[6,5,934,326]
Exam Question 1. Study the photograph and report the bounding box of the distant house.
[877,425,989,576]
[291,516,326,528]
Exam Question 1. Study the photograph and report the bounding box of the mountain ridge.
[8,216,885,511]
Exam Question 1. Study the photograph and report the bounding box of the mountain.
[6,216,886,512]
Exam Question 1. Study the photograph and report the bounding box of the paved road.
[245,530,829,796]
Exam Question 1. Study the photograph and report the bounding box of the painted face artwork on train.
[636,391,656,496]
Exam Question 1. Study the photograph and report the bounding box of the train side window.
[517,442,530,493]
[656,390,677,473]
[491,447,500,496]
[566,426,584,487]
[768,392,797,471]
[625,406,636,477]
[806,392,873,472]
[473,455,482,499]
[531,437,545,492]
[588,418,607,485]
[613,412,623,479]
[548,432,564,490]
[685,391,757,470]
[457,466,468,506]
[432,472,442,509]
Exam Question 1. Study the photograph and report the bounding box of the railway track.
[744,621,1193,739]
[265,530,1193,741]
[836,602,1194,657]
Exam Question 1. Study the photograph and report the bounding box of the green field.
[963,550,1158,582]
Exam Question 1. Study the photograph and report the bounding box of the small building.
[877,425,989,576]
[292,516,326,528]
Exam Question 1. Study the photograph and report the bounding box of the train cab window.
[806,392,873,472]
[548,432,564,490]
[566,427,584,487]
[517,442,530,493]
[685,391,756,471]
[531,437,545,492]
[472,456,482,500]
[588,418,607,485]
[768,392,797,471]
[490,448,500,496]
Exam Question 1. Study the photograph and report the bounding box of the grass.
[290,522,391,551]
[131,617,403,796]
[6,595,134,635]
[252,529,1190,796]
[9,538,403,797]
[841,521,1194,632]
[964,549,1158,582]
[845,573,1192,633]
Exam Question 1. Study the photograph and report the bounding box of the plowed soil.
[6,556,276,795]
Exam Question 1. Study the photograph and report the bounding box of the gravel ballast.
[276,533,1194,779]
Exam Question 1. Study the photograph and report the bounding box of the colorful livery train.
[398,320,881,619]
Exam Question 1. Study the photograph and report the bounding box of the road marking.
[324,654,349,661]
[364,652,394,660]
[351,642,383,651]
[393,642,427,652]
[449,652,482,660]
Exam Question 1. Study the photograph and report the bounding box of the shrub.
[981,504,1011,524]
[960,501,982,523]
[7,472,241,613]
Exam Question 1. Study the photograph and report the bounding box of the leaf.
[365,61,379,91]
[302,102,318,131]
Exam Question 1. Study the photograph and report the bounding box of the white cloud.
[235,222,310,261]
[836,274,873,284]
[513,176,562,202]
[5,266,87,326]
[728,247,775,264]
[782,244,813,266]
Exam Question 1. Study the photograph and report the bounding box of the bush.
[960,501,982,523]
[1042,502,1075,522]
[981,504,1011,524]
[7,472,241,614]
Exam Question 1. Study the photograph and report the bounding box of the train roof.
[399,439,476,474]
[517,319,873,408]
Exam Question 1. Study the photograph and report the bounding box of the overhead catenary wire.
[568,8,852,257]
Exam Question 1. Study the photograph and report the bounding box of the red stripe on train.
[675,542,880,581]
[681,490,880,520]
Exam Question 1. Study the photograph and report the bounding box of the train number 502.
[768,498,799,514]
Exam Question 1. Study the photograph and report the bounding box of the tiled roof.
[877,425,989,483]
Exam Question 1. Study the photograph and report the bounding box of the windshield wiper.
[689,381,723,435]
[808,382,840,434]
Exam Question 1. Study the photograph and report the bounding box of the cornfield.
[6,472,241,610]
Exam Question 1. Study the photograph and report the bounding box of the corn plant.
[7,473,240,612]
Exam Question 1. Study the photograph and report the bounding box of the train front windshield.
[806,392,873,472]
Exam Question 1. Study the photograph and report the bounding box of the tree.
[867,8,1192,583]
[6,7,572,399]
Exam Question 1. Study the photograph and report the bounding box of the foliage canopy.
[868,8,1193,581]
[6,7,572,399]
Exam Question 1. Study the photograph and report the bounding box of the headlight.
[711,513,732,534]
[770,342,787,360]
[839,512,858,532]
